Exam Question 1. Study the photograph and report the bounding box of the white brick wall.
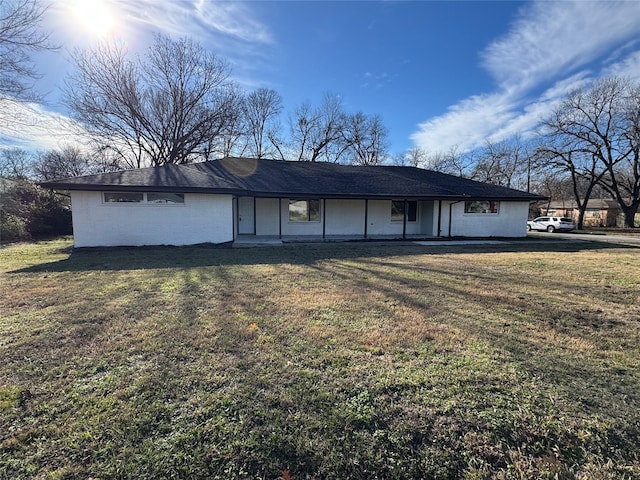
[70,191,234,247]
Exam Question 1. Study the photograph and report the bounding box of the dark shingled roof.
[41,157,544,201]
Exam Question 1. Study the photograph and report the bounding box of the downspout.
[448,200,464,238]
[437,200,442,237]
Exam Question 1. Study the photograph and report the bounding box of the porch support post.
[322,198,326,239]
[233,197,238,240]
[364,199,369,239]
[402,199,408,239]
[279,198,282,239]
[253,196,257,235]
[437,200,442,237]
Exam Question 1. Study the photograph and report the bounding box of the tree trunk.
[577,208,586,230]
[622,204,639,228]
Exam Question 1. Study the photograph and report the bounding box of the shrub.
[0,212,29,242]
[27,190,72,237]
[0,180,71,243]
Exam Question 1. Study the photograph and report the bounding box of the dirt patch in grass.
[1,238,639,479]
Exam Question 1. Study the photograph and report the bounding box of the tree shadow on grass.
[305,253,640,460]
[4,237,640,478]
[10,239,636,274]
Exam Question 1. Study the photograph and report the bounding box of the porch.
[232,234,438,248]
[235,197,441,240]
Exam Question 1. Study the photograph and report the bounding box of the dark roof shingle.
[41,157,544,201]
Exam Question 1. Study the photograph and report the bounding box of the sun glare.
[71,0,116,37]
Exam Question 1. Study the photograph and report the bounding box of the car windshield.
[560,218,573,222]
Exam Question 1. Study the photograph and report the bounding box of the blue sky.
[3,0,640,159]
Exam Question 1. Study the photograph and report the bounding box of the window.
[464,200,499,214]
[103,192,143,203]
[391,200,417,222]
[289,199,320,222]
[147,193,184,204]
[103,192,184,205]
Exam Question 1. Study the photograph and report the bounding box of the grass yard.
[1,238,639,480]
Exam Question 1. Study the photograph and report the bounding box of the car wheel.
[547,225,555,233]
[527,225,532,231]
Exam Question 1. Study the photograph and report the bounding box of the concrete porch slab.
[413,240,507,246]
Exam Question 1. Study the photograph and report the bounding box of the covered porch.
[233,196,447,242]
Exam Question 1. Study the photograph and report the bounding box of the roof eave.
[41,183,547,202]
[40,183,246,196]
[244,191,546,201]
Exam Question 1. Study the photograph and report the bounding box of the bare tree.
[427,146,474,177]
[542,76,640,227]
[537,149,603,229]
[393,146,429,167]
[200,85,246,159]
[242,87,283,159]
[64,34,240,168]
[530,169,574,215]
[0,0,53,102]
[407,146,429,168]
[341,112,389,166]
[33,145,105,180]
[0,147,32,178]
[288,93,346,162]
[289,101,316,161]
[535,116,611,231]
[472,136,533,190]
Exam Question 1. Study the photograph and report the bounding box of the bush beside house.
[0,179,72,243]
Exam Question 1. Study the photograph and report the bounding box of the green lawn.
[1,238,639,479]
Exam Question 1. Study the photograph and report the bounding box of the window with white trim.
[103,192,143,203]
[103,192,185,204]
[391,200,417,222]
[147,193,185,204]
[464,200,499,214]
[289,199,320,222]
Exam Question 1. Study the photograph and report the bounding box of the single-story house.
[542,199,622,227]
[41,157,544,247]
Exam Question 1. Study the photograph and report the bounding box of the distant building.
[542,199,621,227]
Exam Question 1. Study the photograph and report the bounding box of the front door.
[238,197,255,234]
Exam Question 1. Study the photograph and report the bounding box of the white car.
[527,216,575,233]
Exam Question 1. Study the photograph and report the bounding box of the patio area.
[233,234,443,247]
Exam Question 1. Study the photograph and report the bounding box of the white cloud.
[604,50,640,79]
[0,0,275,151]
[105,0,273,52]
[47,1,273,58]
[0,100,88,152]
[411,92,518,153]
[482,1,640,91]
[487,72,594,141]
[412,0,640,154]
[192,0,273,45]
